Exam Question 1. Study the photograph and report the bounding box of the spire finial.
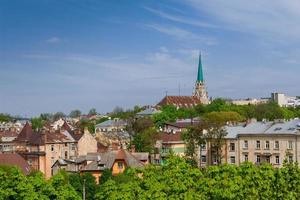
[197,52,204,82]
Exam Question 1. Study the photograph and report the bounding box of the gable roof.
[81,149,144,171]
[0,153,31,175]
[157,96,202,108]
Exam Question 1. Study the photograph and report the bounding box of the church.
[157,54,209,108]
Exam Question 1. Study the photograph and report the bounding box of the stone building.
[156,54,209,109]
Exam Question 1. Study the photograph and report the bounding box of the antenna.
[165,90,168,97]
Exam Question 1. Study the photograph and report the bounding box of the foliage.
[127,117,160,152]
[0,113,12,122]
[53,112,66,121]
[0,166,80,200]
[95,156,300,200]
[69,109,82,118]
[78,119,95,133]
[88,108,97,116]
[31,117,45,131]
[153,99,300,128]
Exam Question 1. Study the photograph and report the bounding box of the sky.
[1,0,300,117]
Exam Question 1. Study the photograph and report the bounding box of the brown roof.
[0,130,18,138]
[62,122,83,141]
[157,96,202,108]
[161,132,183,143]
[16,123,73,145]
[0,153,31,175]
[16,122,33,142]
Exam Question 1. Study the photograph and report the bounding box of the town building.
[157,118,300,168]
[95,118,129,149]
[272,92,300,107]
[156,54,209,109]
[0,153,31,175]
[52,149,148,184]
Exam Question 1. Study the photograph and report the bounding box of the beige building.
[159,119,300,168]
[14,122,98,178]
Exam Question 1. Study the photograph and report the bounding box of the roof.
[82,149,144,171]
[0,153,31,175]
[157,96,202,108]
[136,108,161,116]
[197,53,204,82]
[161,132,183,143]
[95,119,127,128]
[15,123,75,145]
[165,119,202,129]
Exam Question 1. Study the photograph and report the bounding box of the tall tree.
[53,112,66,121]
[88,108,97,116]
[69,110,82,118]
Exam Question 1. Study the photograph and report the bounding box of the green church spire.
[197,53,204,82]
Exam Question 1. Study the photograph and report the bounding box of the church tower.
[193,53,209,104]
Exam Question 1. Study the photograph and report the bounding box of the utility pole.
[83,178,86,200]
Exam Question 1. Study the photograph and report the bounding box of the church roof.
[197,53,204,82]
[157,96,202,108]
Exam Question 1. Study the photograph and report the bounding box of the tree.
[40,113,53,121]
[53,112,66,121]
[127,117,160,152]
[69,110,82,118]
[31,117,44,131]
[0,113,12,122]
[88,108,97,116]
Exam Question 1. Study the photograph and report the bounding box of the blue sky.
[1,0,300,116]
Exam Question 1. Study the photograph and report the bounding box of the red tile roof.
[157,96,202,108]
[161,132,183,143]
[0,153,31,175]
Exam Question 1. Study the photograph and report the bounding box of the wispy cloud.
[145,24,217,45]
[144,6,217,28]
[46,37,61,43]
[184,0,300,41]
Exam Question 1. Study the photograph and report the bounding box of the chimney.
[130,145,136,153]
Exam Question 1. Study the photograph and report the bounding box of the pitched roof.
[81,149,144,171]
[157,96,202,108]
[16,122,33,142]
[161,132,183,143]
[0,153,31,175]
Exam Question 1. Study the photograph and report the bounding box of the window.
[256,141,260,149]
[289,155,293,163]
[265,141,270,150]
[201,155,207,163]
[71,143,75,151]
[274,141,279,150]
[288,141,293,149]
[117,162,123,169]
[65,143,68,147]
[266,156,270,163]
[230,156,235,164]
[213,155,217,164]
[275,156,280,164]
[230,143,235,152]
[64,151,68,159]
[201,143,206,150]
[244,154,248,162]
[256,155,261,164]
[244,140,248,149]
[51,145,54,152]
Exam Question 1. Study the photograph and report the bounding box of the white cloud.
[46,37,61,43]
[184,0,300,41]
[145,24,217,45]
[144,6,217,28]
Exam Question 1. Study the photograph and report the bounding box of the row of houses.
[0,120,149,183]
[158,118,300,167]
